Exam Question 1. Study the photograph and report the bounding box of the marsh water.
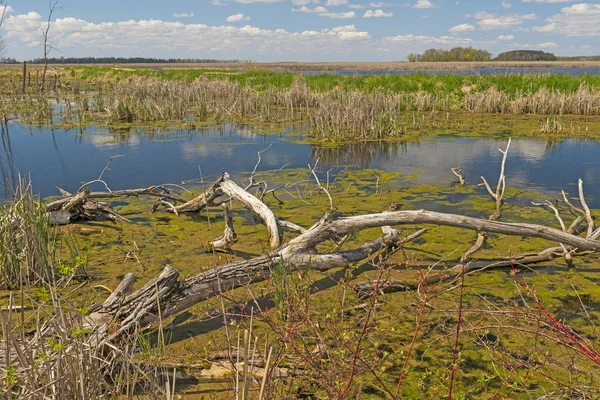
[298,67,600,76]
[1,121,599,207]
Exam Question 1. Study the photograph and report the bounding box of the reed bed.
[0,293,167,399]
[0,177,56,288]
[6,69,600,140]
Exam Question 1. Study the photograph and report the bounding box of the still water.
[0,121,598,207]
[296,67,600,77]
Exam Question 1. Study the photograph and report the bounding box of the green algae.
[3,165,600,398]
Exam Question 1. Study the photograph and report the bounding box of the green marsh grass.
[0,177,56,288]
[3,66,600,140]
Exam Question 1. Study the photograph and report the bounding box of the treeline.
[407,48,564,62]
[407,47,492,62]
[495,50,557,61]
[23,57,241,64]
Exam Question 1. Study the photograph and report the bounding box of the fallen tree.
[4,141,600,397]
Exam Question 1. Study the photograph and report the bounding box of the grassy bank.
[1,66,600,141]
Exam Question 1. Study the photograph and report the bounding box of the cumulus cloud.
[383,34,472,45]
[474,11,536,30]
[363,9,393,17]
[226,13,251,22]
[498,34,514,40]
[322,11,356,18]
[292,6,355,17]
[233,0,284,3]
[522,0,575,3]
[292,5,329,12]
[533,3,600,36]
[448,23,474,33]
[210,0,227,5]
[325,0,348,5]
[1,11,376,60]
[537,41,557,48]
[413,0,438,8]
[173,12,194,18]
[501,1,511,8]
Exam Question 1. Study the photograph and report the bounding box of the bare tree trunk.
[41,1,59,92]
[22,62,27,93]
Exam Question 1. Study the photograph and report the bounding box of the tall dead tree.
[41,0,59,92]
[0,0,8,59]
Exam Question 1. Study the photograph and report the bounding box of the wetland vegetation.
[2,65,600,399]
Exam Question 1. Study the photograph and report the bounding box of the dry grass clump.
[464,84,600,115]
[0,293,167,399]
[0,178,56,288]
[7,72,600,140]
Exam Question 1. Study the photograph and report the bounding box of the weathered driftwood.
[451,167,465,185]
[169,173,228,214]
[154,173,282,248]
[354,245,590,299]
[219,175,281,248]
[463,139,511,261]
[208,204,238,252]
[85,208,600,343]
[46,186,186,212]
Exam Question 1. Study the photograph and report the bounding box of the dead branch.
[208,204,238,252]
[579,179,595,238]
[463,139,511,261]
[451,167,465,185]
[81,206,600,344]
[47,186,186,212]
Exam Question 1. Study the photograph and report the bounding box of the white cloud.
[233,0,284,3]
[364,9,393,17]
[2,11,376,60]
[226,13,251,22]
[522,0,575,3]
[533,4,600,36]
[292,0,321,4]
[501,1,511,8]
[498,34,514,40]
[0,5,14,15]
[325,0,348,5]
[448,23,474,33]
[384,34,472,45]
[413,0,438,8]
[474,12,536,30]
[537,41,557,48]
[173,12,194,18]
[322,11,356,18]
[348,4,367,8]
[292,5,354,17]
[210,0,227,5]
[292,5,328,12]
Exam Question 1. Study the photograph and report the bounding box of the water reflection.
[0,123,17,192]
[1,120,600,208]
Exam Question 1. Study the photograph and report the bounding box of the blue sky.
[1,0,599,61]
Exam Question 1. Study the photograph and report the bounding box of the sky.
[1,0,599,62]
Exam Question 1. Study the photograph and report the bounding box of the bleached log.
[219,174,281,249]
[85,208,600,342]
[208,204,238,252]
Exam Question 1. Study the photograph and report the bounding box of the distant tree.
[495,50,557,62]
[409,47,491,62]
[27,57,242,64]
